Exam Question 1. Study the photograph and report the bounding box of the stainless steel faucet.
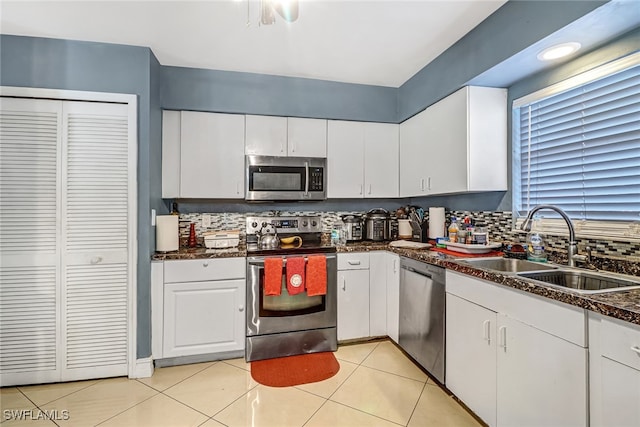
[520,204,588,268]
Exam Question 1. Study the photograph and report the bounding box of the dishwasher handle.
[400,264,433,279]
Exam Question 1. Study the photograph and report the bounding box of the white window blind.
[513,60,640,226]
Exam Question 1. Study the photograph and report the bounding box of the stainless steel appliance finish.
[245,155,326,201]
[365,208,392,241]
[245,215,337,362]
[399,257,446,384]
[341,214,364,242]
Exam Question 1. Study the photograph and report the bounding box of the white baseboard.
[130,357,154,378]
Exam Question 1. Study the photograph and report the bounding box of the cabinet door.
[287,117,327,157]
[337,269,370,341]
[327,121,365,198]
[245,115,287,156]
[162,110,180,199]
[497,314,588,427]
[446,293,497,427]
[399,110,428,197]
[600,357,640,426]
[369,252,387,337]
[163,279,245,358]
[423,87,467,195]
[180,112,245,198]
[364,123,399,198]
[385,253,400,343]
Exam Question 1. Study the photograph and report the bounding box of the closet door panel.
[0,98,62,385]
[62,101,130,379]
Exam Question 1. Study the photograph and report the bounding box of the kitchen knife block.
[410,221,428,243]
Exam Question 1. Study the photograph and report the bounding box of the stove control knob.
[301,220,308,227]
[251,221,258,229]
[311,220,318,227]
[261,222,267,228]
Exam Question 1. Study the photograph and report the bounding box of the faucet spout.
[520,204,578,267]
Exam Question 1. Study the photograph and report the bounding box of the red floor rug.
[250,352,340,387]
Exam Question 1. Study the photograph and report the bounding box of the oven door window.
[249,166,305,192]
[260,274,325,317]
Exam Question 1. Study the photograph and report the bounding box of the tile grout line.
[405,381,429,427]
[94,383,160,427]
[138,360,221,393]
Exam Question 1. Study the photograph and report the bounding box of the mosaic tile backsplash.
[178,210,640,261]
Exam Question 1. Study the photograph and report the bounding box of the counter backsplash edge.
[176,210,640,262]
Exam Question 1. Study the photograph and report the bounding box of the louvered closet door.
[0,98,62,386]
[61,101,130,380]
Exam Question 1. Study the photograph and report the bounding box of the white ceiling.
[0,0,507,87]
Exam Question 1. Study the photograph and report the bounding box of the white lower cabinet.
[385,253,400,343]
[369,252,388,337]
[446,294,497,426]
[337,253,370,341]
[589,313,640,427]
[153,258,246,360]
[446,271,588,427]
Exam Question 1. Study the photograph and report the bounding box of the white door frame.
[0,86,141,378]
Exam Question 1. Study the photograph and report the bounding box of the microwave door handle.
[304,161,309,196]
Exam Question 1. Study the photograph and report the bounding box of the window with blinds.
[513,54,640,238]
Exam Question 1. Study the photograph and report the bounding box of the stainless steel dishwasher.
[399,256,446,384]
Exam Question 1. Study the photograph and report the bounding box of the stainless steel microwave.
[245,155,326,201]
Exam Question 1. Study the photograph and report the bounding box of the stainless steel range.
[245,215,337,362]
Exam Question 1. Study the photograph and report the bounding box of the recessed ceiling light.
[537,42,582,61]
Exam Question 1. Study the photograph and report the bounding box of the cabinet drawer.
[601,317,640,370]
[164,258,245,283]
[338,253,370,270]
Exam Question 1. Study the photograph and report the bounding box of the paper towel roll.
[156,215,179,252]
[428,207,446,239]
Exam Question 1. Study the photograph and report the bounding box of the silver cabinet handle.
[498,326,507,351]
[239,305,244,312]
[359,184,363,195]
[393,259,397,274]
[420,178,425,191]
[203,261,209,267]
[347,260,361,265]
[428,177,432,190]
[483,320,491,345]
[342,277,346,291]
[631,346,640,355]
[368,184,372,195]
[236,181,240,195]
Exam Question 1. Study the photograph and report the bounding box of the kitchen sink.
[517,270,640,294]
[461,257,558,273]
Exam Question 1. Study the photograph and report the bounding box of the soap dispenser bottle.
[526,218,547,262]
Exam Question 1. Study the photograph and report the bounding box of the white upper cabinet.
[327,120,365,198]
[399,86,507,197]
[245,115,287,156]
[245,115,327,158]
[162,110,245,199]
[328,120,399,198]
[287,117,327,157]
[364,122,399,198]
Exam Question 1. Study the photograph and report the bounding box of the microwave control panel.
[309,167,324,191]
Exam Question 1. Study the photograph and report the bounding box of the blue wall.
[397,0,608,122]
[161,66,397,123]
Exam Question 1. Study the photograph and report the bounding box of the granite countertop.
[151,241,640,326]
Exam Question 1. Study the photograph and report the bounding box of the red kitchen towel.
[264,257,283,296]
[306,255,327,296]
[286,257,306,296]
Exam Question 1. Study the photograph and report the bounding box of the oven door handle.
[304,161,310,196]
[248,254,336,267]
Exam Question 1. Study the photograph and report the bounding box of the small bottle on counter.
[188,222,197,248]
[527,218,547,262]
[448,217,459,243]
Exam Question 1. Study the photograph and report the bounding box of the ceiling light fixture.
[537,42,582,61]
[260,0,299,25]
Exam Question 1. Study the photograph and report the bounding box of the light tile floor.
[1,340,482,427]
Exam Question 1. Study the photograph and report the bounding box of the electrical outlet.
[202,214,211,228]
[151,209,156,226]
